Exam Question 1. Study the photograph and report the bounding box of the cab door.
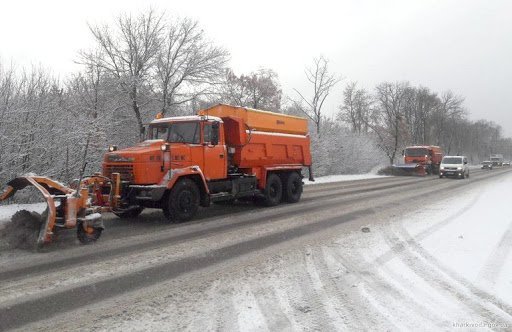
[202,121,227,180]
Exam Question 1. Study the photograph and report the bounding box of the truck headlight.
[161,144,170,152]
[108,145,118,152]
[440,166,445,170]
[457,167,462,170]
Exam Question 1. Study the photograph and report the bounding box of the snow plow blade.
[392,164,426,176]
[0,176,73,246]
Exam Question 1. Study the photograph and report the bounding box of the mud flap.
[308,166,315,182]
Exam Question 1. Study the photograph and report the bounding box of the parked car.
[439,156,469,179]
[503,161,511,167]
[481,161,493,170]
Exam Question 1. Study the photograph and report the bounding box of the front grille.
[104,165,134,182]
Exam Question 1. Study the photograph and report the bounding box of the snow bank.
[0,203,47,226]
[304,172,389,185]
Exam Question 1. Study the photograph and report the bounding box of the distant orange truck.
[395,145,444,175]
[103,104,313,221]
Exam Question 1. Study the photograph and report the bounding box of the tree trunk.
[131,86,145,141]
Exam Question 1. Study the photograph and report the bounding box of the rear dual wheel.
[263,174,282,206]
[263,172,303,206]
[283,172,303,203]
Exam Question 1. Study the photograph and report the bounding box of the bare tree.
[293,56,340,135]
[413,87,438,144]
[65,62,124,177]
[371,81,410,164]
[432,90,465,151]
[155,18,229,116]
[219,68,282,112]
[338,81,373,133]
[82,9,164,139]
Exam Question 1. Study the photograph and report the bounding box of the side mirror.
[464,161,467,165]
[211,121,220,146]
[401,150,405,156]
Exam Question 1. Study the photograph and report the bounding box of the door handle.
[219,154,224,158]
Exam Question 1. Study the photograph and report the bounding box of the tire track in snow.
[325,245,445,330]
[394,223,512,317]
[232,284,270,332]
[381,225,512,325]
[187,279,224,332]
[372,188,482,267]
[252,285,294,331]
[477,219,512,286]
[212,282,239,332]
[283,249,339,331]
[303,246,348,331]
[315,246,386,330]
[269,277,304,331]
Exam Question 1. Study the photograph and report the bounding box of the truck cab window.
[203,123,212,144]
[149,125,169,140]
[405,148,428,157]
[168,122,200,144]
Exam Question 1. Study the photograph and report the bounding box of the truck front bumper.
[129,185,167,201]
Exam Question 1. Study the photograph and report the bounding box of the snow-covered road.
[97,170,512,331]
[1,169,511,331]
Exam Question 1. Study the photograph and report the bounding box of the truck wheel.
[263,173,282,206]
[112,206,144,219]
[283,172,303,203]
[166,178,199,222]
[77,223,102,244]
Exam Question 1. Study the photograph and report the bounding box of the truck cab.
[148,116,228,181]
[402,145,443,174]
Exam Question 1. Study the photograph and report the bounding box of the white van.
[439,156,469,179]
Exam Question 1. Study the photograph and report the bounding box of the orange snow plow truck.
[0,104,313,247]
[393,145,443,176]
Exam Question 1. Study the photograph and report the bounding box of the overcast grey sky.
[1,0,511,135]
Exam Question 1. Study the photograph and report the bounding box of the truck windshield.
[405,148,428,157]
[149,122,200,144]
[442,157,462,164]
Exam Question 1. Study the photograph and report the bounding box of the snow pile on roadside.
[0,203,47,226]
[304,172,388,185]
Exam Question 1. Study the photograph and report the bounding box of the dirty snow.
[0,203,47,227]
